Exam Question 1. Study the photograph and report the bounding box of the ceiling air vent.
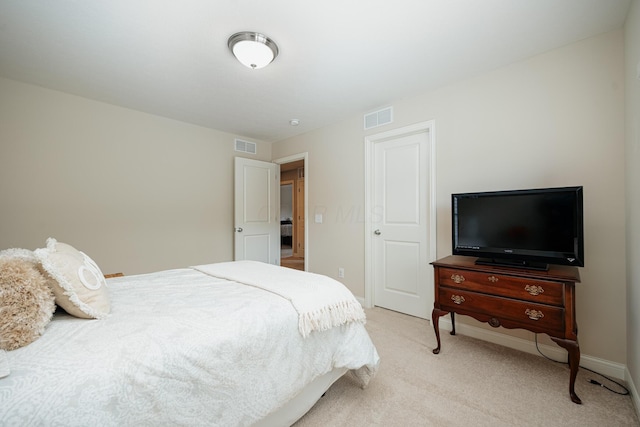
[364,106,393,130]
[234,139,257,154]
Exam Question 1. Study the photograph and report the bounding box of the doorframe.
[363,121,437,310]
[273,152,309,271]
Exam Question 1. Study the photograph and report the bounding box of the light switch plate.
[315,214,323,223]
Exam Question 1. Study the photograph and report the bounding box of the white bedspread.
[0,266,379,427]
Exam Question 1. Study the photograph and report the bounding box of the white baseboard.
[438,317,627,380]
[626,366,640,421]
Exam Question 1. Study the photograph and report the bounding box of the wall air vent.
[234,139,257,154]
[364,106,393,130]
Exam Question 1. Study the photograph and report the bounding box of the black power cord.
[534,334,630,396]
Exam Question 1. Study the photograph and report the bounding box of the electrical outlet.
[338,267,344,278]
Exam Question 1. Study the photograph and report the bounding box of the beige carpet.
[294,307,639,427]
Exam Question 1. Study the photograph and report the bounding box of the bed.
[0,242,379,427]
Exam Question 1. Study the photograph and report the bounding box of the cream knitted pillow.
[35,238,110,319]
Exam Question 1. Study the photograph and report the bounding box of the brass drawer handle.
[487,276,499,283]
[525,309,544,320]
[451,295,466,305]
[451,274,465,284]
[525,285,544,296]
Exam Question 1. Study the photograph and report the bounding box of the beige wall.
[275,122,367,290]
[625,0,640,404]
[0,77,271,275]
[273,30,627,364]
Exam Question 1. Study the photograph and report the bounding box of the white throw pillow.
[35,238,110,319]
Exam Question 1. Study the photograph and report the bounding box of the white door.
[365,122,435,319]
[234,157,280,264]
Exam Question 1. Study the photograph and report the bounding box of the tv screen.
[452,186,584,270]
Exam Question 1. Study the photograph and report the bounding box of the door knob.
[374,229,381,235]
[235,227,243,233]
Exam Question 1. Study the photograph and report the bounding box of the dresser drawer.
[438,267,564,306]
[439,287,565,333]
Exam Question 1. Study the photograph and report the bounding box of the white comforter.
[0,266,379,427]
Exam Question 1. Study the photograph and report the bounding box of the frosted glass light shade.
[228,32,279,69]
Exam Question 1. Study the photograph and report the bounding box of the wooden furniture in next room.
[430,255,582,404]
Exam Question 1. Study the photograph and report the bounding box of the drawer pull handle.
[488,276,499,283]
[525,285,544,296]
[525,309,544,320]
[451,274,465,284]
[451,295,465,305]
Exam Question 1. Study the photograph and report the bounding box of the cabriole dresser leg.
[551,337,582,404]
[431,308,449,355]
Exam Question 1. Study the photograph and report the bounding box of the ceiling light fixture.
[228,31,279,69]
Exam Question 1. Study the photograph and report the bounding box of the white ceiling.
[0,0,631,143]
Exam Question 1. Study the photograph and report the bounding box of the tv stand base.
[475,257,549,271]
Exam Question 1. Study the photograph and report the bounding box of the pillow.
[0,247,60,291]
[35,238,110,319]
[0,257,56,351]
[0,247,39,264]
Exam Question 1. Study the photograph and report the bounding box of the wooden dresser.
[431,255,582,404]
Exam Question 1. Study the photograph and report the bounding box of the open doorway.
[279,159,305,271]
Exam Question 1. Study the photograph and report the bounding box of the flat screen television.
[452,186,584,270]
